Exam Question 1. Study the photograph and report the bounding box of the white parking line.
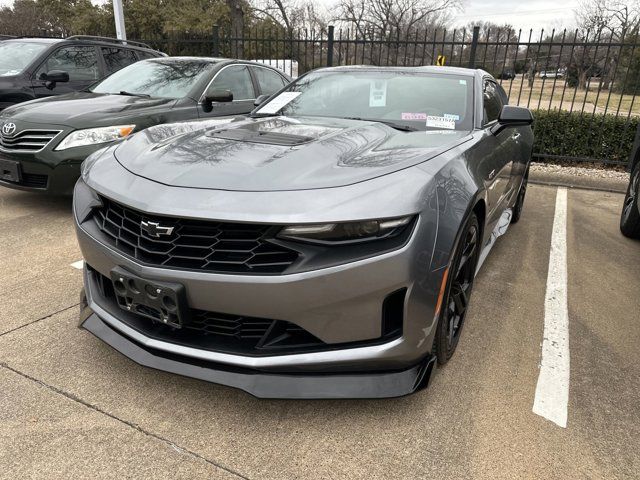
[533,187,570,428]
[70,260,84,270]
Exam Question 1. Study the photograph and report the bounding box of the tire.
[434,213,481,364]
[620,162,640,239]
[510,165,529,224]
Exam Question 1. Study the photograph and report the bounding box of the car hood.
[114,116,472,191]
[2,92,175,126]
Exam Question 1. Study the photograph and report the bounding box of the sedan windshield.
[91,59,215,99]
[0,41,49,76]
[256,70,473,131]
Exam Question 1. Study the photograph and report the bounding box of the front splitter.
[80,312,437,399]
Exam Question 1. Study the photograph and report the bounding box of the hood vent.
[206,128,313,146]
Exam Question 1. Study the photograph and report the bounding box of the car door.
[478,79,515,222]
[198,64,256,118]
[250,65,288,96]
[31,45,101,98]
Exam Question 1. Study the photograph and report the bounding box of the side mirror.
[39,70,70,90]
[491,105,533,135]
[40,70,70,83]
[201,89,233,113]
[254,94,270,107]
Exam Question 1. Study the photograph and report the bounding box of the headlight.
[55,125,135,151]
[278,216,413,244]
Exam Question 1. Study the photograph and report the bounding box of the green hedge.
[532,109,639,164]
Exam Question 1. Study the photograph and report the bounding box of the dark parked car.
[0,57,291,194]
[75,66,534,399]
[620,145,640,238]
[0,36,164,111]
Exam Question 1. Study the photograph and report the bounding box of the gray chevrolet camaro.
[74,66,534,399]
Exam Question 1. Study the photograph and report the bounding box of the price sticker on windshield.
[257,91,302,114]
[426,115,456,130]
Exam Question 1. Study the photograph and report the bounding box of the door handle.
[511,132,521,141]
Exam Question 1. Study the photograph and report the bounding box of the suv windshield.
[91,59,214,99]
[0,41,49,76]
[256,70,474,131]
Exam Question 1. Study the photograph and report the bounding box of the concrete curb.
[529,171,629,194]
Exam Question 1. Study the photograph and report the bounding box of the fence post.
[212,25,220,57]
[326,25,335,67]
[468,26,480,68]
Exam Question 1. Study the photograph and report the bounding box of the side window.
[101,47,138,74]
[36,46,98,81]
[253,67,287,95]
[483,80,504,124]
[210,65,255,100]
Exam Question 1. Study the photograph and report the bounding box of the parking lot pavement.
[1,185,639,479]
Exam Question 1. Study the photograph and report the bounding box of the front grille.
[92,270,326,355]
[0,129,62,152]
[91,196,300,274]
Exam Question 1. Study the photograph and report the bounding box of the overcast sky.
[0,0,582,32]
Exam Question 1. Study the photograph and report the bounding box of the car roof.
[312,65,487,78]
[3,38,64,44]
[5,36,161,53]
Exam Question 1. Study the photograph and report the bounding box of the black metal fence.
[8,25,640,166]
[132,25,640,166]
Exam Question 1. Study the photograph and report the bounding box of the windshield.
[256,70,474,131]
[0,41,49,76]
[91,60,214,99]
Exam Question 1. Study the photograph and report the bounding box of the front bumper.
[0,120,104,195]
[74,174,444,397]
[80,292,436,399]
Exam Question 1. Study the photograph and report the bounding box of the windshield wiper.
[118,90,151,98]
[342,117,418,132]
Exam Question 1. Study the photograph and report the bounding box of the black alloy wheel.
[620,162,640,239]
[434,213,480,364]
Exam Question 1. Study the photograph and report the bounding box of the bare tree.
[336,0,461,37]
[573,0,640,89]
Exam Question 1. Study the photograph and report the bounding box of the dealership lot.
[1,184,639,479]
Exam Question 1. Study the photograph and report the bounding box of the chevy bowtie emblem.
[1,122,16,136]
[141,220,174,238]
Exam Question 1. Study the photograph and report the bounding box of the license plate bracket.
[110,266,190,329]
[0,157,22,183]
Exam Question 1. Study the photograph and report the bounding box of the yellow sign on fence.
[436,55,446,66]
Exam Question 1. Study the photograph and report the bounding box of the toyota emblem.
[1,122,16,136]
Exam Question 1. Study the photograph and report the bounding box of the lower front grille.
[1,172,48,189]
[92,270,327,355]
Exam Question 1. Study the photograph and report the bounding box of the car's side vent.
[382,288,406,338]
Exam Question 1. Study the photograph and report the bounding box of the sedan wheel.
[434,213,480,364]
[620,162,640,239]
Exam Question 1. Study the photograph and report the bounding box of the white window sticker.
[426,115,456,130]
[444,113,460,121]
[369,80,387,107]
[257,91,302,114]
[459,79,467,85]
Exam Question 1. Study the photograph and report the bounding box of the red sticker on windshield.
[401,113,427,120]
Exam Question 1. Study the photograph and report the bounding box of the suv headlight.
[55,125,135,151]
[278,216,413,244]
